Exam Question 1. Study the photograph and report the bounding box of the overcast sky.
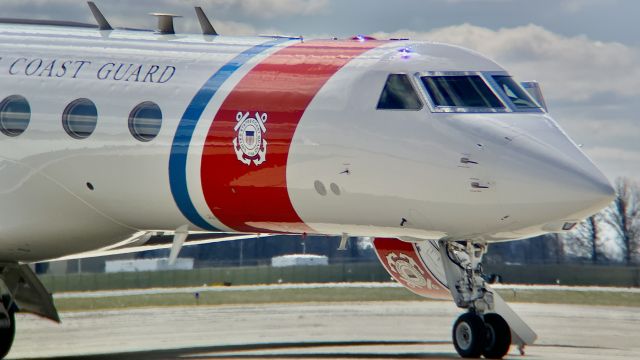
[3,0,638,181]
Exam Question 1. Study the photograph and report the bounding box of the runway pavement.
[8,301,640,359]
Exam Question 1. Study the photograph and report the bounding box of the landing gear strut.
[0,263,61,359]
[439,241,521,359]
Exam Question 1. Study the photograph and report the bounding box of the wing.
[48,232,281,262]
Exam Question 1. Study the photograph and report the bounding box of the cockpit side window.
[421,75,504,109]
[377,74,423,110]
[492,75,541,110]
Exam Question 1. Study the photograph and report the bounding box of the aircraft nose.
[544,153,615,212]
[498,129,615,223]
[582,168,616,205]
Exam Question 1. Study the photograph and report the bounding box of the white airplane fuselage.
[0,24,614,262]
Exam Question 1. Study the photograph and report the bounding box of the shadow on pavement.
[17,340,460,360]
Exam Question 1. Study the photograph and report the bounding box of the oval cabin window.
[62,98,98,139]
[0,95,31,137]
[128,101,162,142]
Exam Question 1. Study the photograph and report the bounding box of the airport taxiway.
[8,301,640,359]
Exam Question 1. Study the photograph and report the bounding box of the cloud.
[582,146,640,180]
[442,0,509,3]
[0,0,266,35]
[372,24,640,103]
[240,0,329,18]
[588,147,640,162]
[0,0,328,28]
[212,19,259,35]
[560,0,620,13]
[206,0,329,19]
[442,0,619,13]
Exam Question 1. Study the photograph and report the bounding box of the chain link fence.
[36,261,640,293]
[39,262,391,293]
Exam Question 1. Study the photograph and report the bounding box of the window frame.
[484,71,545,113]
[128,101,163,142]
[0,95,31,137]
[62,98,98,140]
[416,71,511,114]
[376,73,424,111]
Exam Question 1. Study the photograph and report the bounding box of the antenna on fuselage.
[194,7,218,35]
[87,1,112,31]
[150,13,182,35]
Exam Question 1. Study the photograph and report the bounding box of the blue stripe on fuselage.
[169,39,287,231]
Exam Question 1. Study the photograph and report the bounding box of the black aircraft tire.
[0,310,15,359]
[452,312,485,358]
[482,313,511,359]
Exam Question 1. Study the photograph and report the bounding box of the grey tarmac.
[7,301,640,359]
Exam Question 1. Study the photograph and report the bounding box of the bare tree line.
[560,177,640,264]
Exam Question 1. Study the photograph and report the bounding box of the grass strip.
[53,287,640,312]
[54,288,421,312]
[496,289,640,307]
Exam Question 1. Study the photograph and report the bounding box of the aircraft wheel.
[483,313,511,359]
[0,310,15,359]
[452,312,485,358]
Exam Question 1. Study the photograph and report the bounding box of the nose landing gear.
[439,241,533,359]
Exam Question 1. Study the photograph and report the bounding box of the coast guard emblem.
[233,111,267,166]
[386,252,428,289]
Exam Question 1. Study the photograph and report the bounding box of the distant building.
[271,254,329,267]
[105,258,194,273]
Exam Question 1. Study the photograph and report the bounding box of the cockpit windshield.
[421,75,504,110]
[376,72,545,114]
[491,75,540,110]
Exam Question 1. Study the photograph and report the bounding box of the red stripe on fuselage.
[201,40,383,233]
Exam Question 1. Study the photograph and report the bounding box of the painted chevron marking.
[169,39,288,230]
[201,40,383,233]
